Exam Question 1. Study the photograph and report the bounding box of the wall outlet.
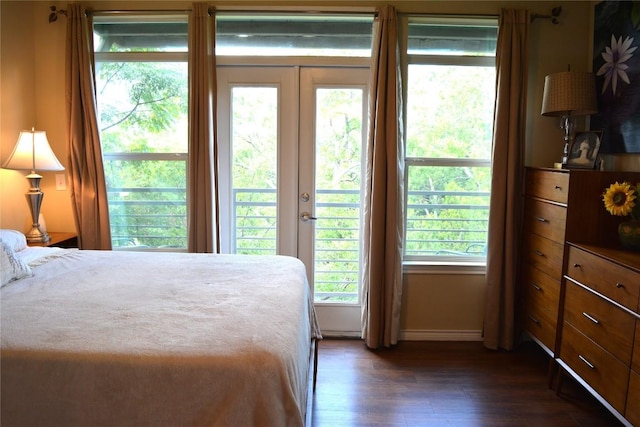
[55,174,67,190]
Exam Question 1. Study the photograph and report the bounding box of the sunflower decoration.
[602,181,639,219]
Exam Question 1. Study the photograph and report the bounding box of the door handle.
[300,212,317,222]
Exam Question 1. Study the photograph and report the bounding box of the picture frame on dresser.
[566,131,602,169]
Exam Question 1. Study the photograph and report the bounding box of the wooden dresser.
[520,168,568,354]
[560,244,640,426]
[519,167,640,426]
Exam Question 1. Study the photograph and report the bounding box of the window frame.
[400,15,497,268]
[94,15,190,251]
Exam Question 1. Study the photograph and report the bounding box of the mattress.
[1,247,319,426]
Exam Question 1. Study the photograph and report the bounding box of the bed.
[0,229,320,427]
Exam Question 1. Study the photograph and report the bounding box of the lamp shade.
[541,71,598,117]
[2,129,64,172]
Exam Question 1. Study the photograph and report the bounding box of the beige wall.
[1,1,71,233]
[1,1,36,231]
[0,1,594,338]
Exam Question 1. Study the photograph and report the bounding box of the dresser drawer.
[566,246,640,311]
[524,169,569,204]
[564,281,635,365]
[522,232,564,279]
[627,370,640,427]
[523,198,566,244]
[521,265,560,322]
[523,298,558,352]
[560,323,630,413]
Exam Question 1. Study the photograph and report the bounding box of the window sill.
[403,261,486,275]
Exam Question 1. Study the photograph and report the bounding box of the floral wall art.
[592,0,640,154]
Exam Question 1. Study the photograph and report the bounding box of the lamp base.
[560,114,574,167]
[23,173,50,244]
[25,226,50,243]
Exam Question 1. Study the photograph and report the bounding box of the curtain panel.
[483,9,530,351]
[361,5,405,349]
[187,3,219,253]
[65,4,112,250]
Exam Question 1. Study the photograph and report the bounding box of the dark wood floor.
[312,339,624,427]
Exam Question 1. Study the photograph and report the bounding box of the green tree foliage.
[229,85,364,301]
[230,87,278,254]
[406,65,494,159]
[313,88,363,300]
[98,62,187,141]
[95,55,493,299]
[405,64,494,256]
[96,60,188,248]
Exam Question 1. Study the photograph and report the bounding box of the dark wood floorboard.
[312,339,624,427]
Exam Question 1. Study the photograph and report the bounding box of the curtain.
[65,4,112,250]
[483,9,530,351]
[187,3,218,253]
[361,5,405,349]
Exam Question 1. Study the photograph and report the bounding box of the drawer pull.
[527,314,540,324]
[554,185,562,190]
[578,355,595,370]
[582,312,600,324]
[616,283,625,289]
[534,250,545,257]
[573,263,582,269]
[529,282,542,291]
[535,216,548,223]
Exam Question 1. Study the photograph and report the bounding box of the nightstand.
[29,232,78,248]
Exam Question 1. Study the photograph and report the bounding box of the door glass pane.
[231,87,278,254]
[314,88,363,303]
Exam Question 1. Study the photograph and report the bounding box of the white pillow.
[1,239,32,287]
[0,229,28,252]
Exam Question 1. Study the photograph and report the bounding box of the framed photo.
[566,131,603,169]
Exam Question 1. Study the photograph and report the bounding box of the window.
[216,14,373,57]
[404,17,497,264]
[92,11,373,259]
[93,15,189,250]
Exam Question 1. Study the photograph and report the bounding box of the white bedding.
[1,248,319,426]
[11,245,66,264]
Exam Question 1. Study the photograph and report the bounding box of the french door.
[217,66,368,335]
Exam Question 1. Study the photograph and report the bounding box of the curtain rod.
[399,6,561,24]
[49,5,377,22]
[50,5,558,24]
[88,9,195,15]
[50,6,203,22]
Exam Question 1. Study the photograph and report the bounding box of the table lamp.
[2,128,65,243]
[541,71,597,166]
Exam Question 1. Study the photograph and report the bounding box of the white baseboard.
[399,329,483,341]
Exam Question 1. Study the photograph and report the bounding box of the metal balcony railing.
[106,187,489,300]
